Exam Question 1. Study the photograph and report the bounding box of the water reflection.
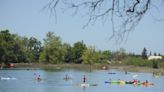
[153,72,161,78]
[0,69,164,92]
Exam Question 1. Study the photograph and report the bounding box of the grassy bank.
[108,65,164,74]
[14,63,99,71]
[12,63,164,74]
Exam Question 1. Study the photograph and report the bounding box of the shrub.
[152,60,160,69]
[124,57,151,67]
[160,62,164,68]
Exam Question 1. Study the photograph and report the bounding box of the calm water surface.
[0,68,164,92]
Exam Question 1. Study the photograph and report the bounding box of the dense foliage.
[0,30,163,68]
[0,30,42,64]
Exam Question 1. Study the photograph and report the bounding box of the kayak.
[1,77,10,80]
[132,82,142,85]
[1,77,17,80]
[119,80,125,85]
[108,72,116,74]
[80,83,90,87]
[142,82,154,86]
[134,82,154,86]
[36,78,42,81]
[105,81,124,84]
[125,81,134,84]
[77,83,98,87]
[63,77,72,80]
[105,80,154,86]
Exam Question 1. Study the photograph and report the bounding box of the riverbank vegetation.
[0,30,164,69]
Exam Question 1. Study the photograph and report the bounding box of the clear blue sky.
[0,0,164,55]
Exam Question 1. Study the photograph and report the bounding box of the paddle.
[104,81,110,83]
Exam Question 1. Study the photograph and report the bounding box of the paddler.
[37,75,41,80]
[133,79,138,85]
[83,75,87,83]
[65,74,68,79]
[64,74,70,80]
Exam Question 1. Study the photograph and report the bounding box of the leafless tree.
[44,0,163,43]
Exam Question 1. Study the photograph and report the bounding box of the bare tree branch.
[44,0,163,43]
[126,0,140,13]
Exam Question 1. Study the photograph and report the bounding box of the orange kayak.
[142,82,154,86]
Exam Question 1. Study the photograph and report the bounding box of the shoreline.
[4,63,164,74]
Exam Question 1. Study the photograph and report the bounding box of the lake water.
[0,68,164,92]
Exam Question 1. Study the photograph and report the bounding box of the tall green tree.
[72,41,87,63]
[0,30,17,64]
[82,47,111,64]
[27,37,42,62]
[39,32,66,64]
[102,50,112,61]
[154,52,157,56]
[82,46,96,64]
[63,43,74,63]
[12,35,28,63]
[141,47,147,59]
[0,30,33,64]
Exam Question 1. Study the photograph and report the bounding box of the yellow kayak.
[119,80,125,85]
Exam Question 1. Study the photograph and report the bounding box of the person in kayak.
[37,75,41,80]
[146,80,148,83]
[143,80,149,84]
[83,75,87,83]
[64,74,71,81]
[125,71,127,74]
[133,79,138,85]
[138,80,141,85]
[65,74,68,79]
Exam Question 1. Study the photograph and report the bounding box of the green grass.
[124,57,150,66]
[122,57,164,69]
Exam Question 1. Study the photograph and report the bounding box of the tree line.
[0,30,110,64]
[0,30,163,67]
